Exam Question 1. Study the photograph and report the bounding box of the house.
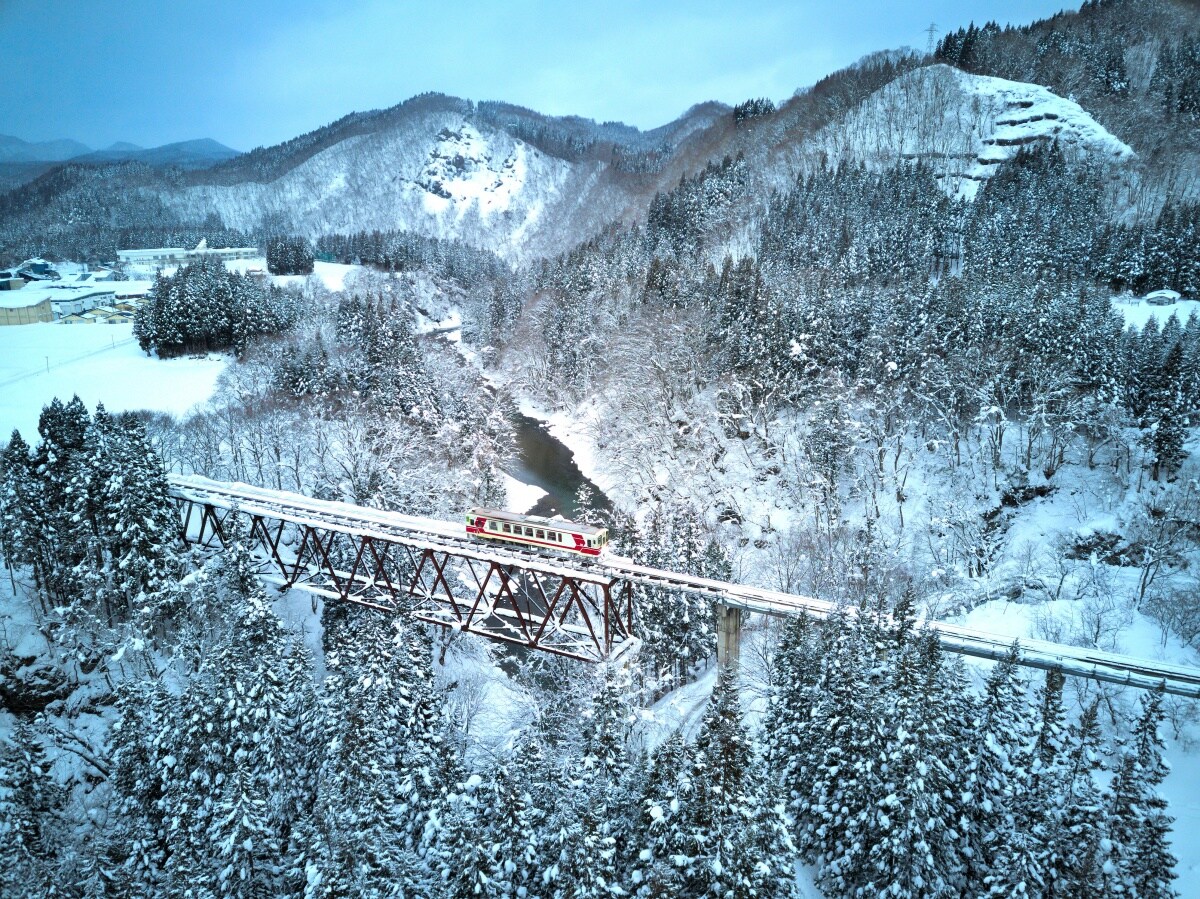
[113,280,153,301]
[1145,288,1182,306]
[16,258,58,280]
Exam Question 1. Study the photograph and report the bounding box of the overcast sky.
[1,0,1076,152]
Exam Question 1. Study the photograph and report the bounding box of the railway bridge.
[168,474,1200,698]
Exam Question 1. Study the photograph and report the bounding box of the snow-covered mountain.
[151,97,731,260]
[0,24,1170,266]
[799,64,1134,197]
[169,115,575,258]
[162,66,1137,257]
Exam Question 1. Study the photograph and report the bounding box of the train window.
[536,529,545,540]
[502,523,511,533]
[525,527,534,537]
[488,522,497,530]
[549,531,558,541]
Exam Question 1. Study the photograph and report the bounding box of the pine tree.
[985,670,1068,897]
[635,732,691,896]
[678,664,799,898]
[1052,700,1106,898]
[0,430,40,585]
[102,679,175,894]
[959,644,1030,891]
[0,719,67,898]
[147,533,319,897]
[546,666,638,898]
[304,611,441,897]
[1104,691,1178,899]
[102,415,184,620]
[799,610,887,892]
[863,631,970,898]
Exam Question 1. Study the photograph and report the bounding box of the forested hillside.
[3,0,1200,896]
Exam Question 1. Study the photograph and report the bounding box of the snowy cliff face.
[802,64,1134,198]
[165,113,584,260]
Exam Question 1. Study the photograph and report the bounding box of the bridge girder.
[178,496,638,663]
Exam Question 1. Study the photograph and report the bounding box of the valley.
[2,1,1200,896]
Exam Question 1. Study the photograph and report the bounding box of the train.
[465,507,609,556]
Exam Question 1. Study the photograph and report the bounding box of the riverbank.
[514,396,618,500]
[504,409,611,518]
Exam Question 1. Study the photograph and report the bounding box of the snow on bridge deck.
[168,475,1200,697]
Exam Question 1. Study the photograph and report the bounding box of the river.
[506,412,611,518]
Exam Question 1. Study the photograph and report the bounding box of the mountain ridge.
[2,0,1197,264]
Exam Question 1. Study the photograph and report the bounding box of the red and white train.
[465,507,609,556]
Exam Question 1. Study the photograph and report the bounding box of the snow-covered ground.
[500,473,547,513]
[0,322,226,438]
[269,260,357,292]
[1111,294,1200,329]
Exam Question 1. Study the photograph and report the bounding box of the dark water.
[507,412,612,518]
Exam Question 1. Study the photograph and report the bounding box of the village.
[0,240,261,326]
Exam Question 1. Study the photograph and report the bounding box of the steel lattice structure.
[169,475,1200,696]
[175,478,637,662]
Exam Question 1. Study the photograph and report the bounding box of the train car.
[465,507,609,556]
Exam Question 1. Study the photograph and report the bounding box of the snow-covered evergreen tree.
[0,718,67,898]
[1104,691,1178,899]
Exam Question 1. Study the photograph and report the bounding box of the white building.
[117,239,259,270]
[4,283,119,319]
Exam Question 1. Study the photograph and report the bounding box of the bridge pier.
[716,603,741,667]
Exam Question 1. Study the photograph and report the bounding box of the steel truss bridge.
[168,475,1200,698]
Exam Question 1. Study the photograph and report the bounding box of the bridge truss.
[169,475,1200,697]
[173,476,636,662]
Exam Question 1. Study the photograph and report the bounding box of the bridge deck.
[168,474,1200,697]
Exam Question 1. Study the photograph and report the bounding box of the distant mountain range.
[0,135,240,192]
[0,134,240,166]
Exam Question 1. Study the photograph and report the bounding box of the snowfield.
[1111,294,1200,329]
[0,322,227,438]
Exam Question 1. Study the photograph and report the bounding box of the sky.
[1,0,1077,153]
